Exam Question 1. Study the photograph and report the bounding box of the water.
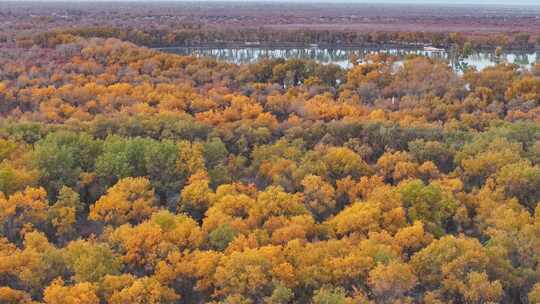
[159,46,539,71]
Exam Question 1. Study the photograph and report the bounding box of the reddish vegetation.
[2,2,540,50]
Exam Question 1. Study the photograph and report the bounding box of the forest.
[25,24,537,51]
[2,1,540,51]
[1,2,540,303]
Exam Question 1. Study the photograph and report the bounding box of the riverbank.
[157,45,539,71]
[154,42,539,53]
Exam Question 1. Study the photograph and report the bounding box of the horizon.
[1,0,540,6]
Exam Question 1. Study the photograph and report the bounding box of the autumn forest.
[1,1,540,304]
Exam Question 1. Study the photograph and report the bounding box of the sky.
[6,0,540,5]
[210,0,540,4]
[137,0,539,6]
[103,0,538,5]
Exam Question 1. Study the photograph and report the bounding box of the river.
[158,46,539,71]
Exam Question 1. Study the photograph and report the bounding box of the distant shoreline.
[153,43,539,53]
[2,1,540,7]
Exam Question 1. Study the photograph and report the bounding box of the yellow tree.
[0,160,39,196]
[0,234,61,296]
[10,231,66,294]
[301,175,336,221]
[410,235,497,302]
[461,272,503,304]
[155,250,223,299]
[268,215,317,245]
[177,141,206,181]
[248,186,307,227]
[394,221,432,258]
[368,261,417,301]
[0,187,48,241]
[108,277,179,304]
[48,186,82,241]
[89,177,157,226]
[98,274,136,301]
[213,245,284,301]
[376,151,418,183]
[178,171,214,220]
[529,283,540,304]
[43,278,99,304]
[0,287,36,304]
[108,210,203,272]
[328,202,382,237]
[202,191,255,236]
[323,147,372,181]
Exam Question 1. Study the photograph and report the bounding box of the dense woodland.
[2,2,540,51]
[0,33,540,304]
[25,26,539,51]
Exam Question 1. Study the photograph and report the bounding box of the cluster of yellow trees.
[0,37,540,303]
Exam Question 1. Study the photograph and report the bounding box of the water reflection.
[159,46,539,71]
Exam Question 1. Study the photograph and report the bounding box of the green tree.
[144,139,180,200]
[399,180,457,236]
[208,224,238,251]
[312,287,347,304]
[33,131,101,197]
[63,240,122,283]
